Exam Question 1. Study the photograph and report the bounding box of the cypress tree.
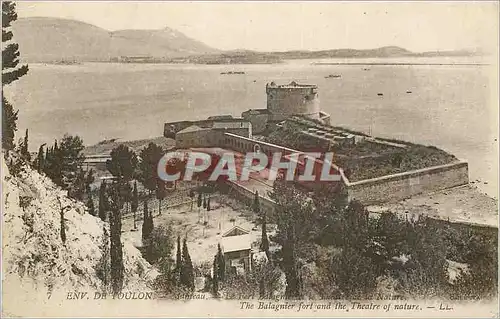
[283,223,301,299]
[60,205,66,244]
[155,180,166,215]
[36,144,45,173]
[142,200,149,243]
[175,235,182,282]
[180,238,194,290]
[109,183,124,296]
[21,129,31,161]
[131,181,138,229]
[253,191,261,217]
[261,210,270,261]
[216,243,225,282]
[197,192,202,208]
[212,255,219,296]
[98,181,108,222]
[189,189,195,211]
[85,169,95,215]
[197,192,202,222]
[142,200,154,244]
[87,190,96,216]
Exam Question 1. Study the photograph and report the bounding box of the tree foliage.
[144,225,174,272]
[98,180,109,222]
[141,200,154,245]
[216,243,225,282]
[107,144,138,182]
[20,129,30,162]
[156,179,167,215]
[36,144,45,173]
[2,1,28,151]
[138,142,163,195]
[180,238,195,290]
[2,96,18,150]
[109,182,124,295]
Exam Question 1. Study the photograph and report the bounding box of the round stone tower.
[266,81,320,121]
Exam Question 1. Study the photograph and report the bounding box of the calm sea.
[4,57,498,197]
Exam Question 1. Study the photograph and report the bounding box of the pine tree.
[180,238,194,290]
[216,243,225,282]
[106,145,138,182]
[2,1,28,151]
[109,182,124,295]
[138,142,163,197]
[69,168,86,200]
[131,181,139,229]
[36,144,45,173]
[98,180,108,222]
[212,255,219,296]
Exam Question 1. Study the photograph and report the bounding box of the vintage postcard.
[1,1,499,317]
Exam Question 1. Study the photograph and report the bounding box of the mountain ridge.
[12,17,219,62]
[12,17,479,63]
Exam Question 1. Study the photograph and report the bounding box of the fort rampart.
[345,160,469,205]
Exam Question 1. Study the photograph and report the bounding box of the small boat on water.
[325,74,341,79]
[220,71,245,75]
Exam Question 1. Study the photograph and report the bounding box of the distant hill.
[11,17,478,64]
[169,46,480,64]
[12,17,219,62]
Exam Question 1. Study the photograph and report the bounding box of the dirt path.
[122,195,263,266]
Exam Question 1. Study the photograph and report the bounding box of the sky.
[16,1,499,53]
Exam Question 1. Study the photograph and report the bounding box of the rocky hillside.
[2,154,157,313]
[12,17,218,62]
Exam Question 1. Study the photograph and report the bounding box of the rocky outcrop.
[2,155,157,312]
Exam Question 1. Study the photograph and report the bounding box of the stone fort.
[163,81,469,211]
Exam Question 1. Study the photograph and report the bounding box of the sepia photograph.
[1,1,499,317]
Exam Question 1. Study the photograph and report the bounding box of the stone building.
[242,81,331,134]
[220,226,253,275]
[164,117,252,149]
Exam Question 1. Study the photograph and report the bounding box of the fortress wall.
[267,87,320,119]
[221,133,299,157]
[347,161,469,205]
[226,181,276,217]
